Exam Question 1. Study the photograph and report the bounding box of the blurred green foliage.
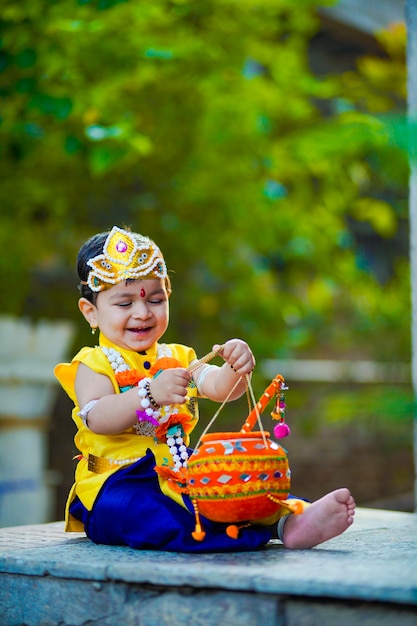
[0,0,410,365]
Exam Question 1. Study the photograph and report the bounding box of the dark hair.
[77,231,109,304]
[77,229,172,303]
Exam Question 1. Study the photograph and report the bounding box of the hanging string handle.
[187,344,248,453]
[240,374,285,433]
[191,376,244,453]
[187,348,285,437]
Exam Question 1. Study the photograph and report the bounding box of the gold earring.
[91,325,97,335]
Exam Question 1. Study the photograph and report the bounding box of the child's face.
[87,278,169,352]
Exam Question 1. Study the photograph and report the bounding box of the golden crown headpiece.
[86,226,168,292]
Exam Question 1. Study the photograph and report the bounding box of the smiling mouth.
[129,327,152,334]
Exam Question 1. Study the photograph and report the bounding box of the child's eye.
[117,302,132,307]
[148,299,163,305]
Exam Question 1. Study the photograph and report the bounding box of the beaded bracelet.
[137,377,160,411]
[145,380,160,409]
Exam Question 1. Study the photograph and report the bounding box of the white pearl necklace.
[101,344,189,468]
[101,347,130,373]
[167,431,189,471]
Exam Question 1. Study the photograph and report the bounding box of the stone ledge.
[1,508,417,625]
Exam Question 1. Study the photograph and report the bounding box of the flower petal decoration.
[149,357,182,376]
[155,413,194,441]
[116,369,146,387]
[154,465,189,493]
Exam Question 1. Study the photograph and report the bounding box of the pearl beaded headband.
[85,226,168,292]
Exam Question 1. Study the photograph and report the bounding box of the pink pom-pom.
[274,422,291,439]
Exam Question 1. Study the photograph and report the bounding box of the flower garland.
[101,346,193,469]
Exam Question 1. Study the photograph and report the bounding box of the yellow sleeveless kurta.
[54,334,199,532]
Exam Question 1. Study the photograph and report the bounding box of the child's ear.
[78,297,98,327]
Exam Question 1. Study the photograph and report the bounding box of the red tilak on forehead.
[140,287,146,298]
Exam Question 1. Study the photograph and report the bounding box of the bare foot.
[281,488,356,549]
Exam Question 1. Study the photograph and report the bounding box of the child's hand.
[149,368,191,406]
[214,339,256,376]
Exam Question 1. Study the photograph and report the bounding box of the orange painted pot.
[186,431,291,523]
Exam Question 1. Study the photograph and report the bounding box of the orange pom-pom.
[226,525,240,540]
[192,529,206,541]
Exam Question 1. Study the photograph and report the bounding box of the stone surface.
[0,508,417,625]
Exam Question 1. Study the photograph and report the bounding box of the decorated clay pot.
[187,430,291,523]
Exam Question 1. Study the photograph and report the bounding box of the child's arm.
[190,338,255,402]
[75,339,254,434]
[75,362,191,435]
